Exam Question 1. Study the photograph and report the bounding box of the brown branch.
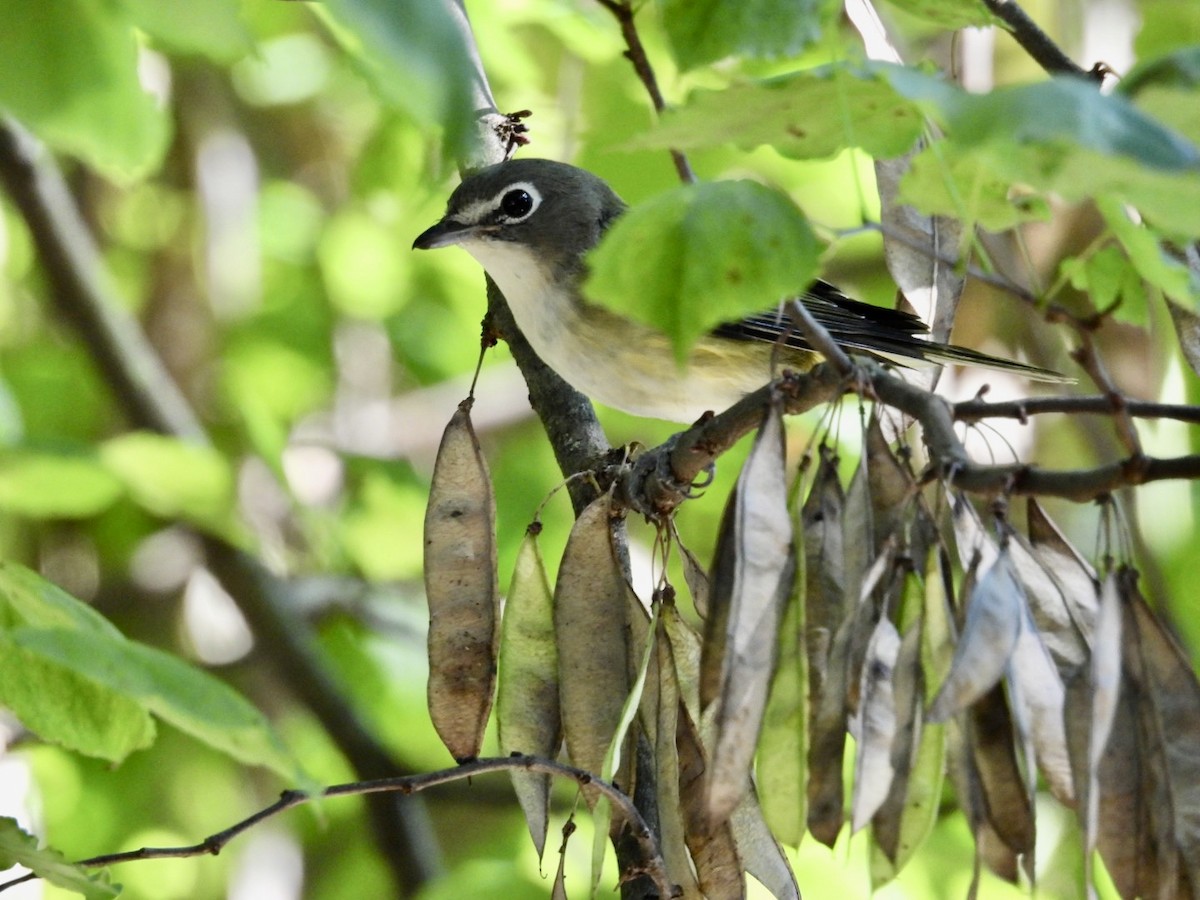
[955,395,1200,426]
[595,0,696,184]
[0,121,206,441]
[619,358,1200,517]
[0,118,440,893]
[0,756,676,900]
[980,0,1096,80]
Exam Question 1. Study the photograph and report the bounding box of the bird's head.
[412,158,625,278]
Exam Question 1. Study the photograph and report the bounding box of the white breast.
[458,240,774,422]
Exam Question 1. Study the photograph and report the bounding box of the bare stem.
[0,756,675,900]
[596,0,696,184]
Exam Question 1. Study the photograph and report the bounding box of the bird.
[412,158,1067,423]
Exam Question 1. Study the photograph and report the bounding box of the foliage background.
[0,0,1197,897]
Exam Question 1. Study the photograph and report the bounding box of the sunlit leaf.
[0,448,123,519]
[122,0,253,62]
[0,817,119,899]
[659,0,821,71]
[881,0,997,28]
[636,63,926,161]
[319,0,475,158]
[100,432,235,529]
[424,403,499,762]
[0,0,169,178]
[585,181,820,364]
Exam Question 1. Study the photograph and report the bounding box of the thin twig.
[595,0,696,184]
[979,0,1096,79]
[955,395,1200,425]
[0,756,675,900]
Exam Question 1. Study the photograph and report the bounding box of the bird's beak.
[412,218,476,250]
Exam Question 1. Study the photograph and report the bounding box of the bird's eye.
[500,189,534,219]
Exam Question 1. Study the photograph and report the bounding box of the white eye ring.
[495,182,541,222]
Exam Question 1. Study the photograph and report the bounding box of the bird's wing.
[710,280,1072,383]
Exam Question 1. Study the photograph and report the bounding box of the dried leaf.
[928,551,1022,723]
[851,614,901,832]
[555,493,633,800]
[497,527,560,856]
[703,404,795,827]
[423,402,499,762]
[1025,498,1099,651]
[730,787,801,900]
[1006,603,1072,805]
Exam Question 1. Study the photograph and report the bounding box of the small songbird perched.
[413,158,1066,422]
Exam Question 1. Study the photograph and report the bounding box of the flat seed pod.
[702,403,795,827]
[654,617,703,900]
[678,700,745,900]
[554,492,634,802]
[497,527,560,857]
[928,550,1023,723]
[730,786,801,900]
[756,543,807,848]
[423,401,499,762]
[851,615,901,832]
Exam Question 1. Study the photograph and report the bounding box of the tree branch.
[0,756,676,900]
[979,0,1097,80]
[955,395,1200,426]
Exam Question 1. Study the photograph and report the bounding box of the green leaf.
[658,0,822,71]
[1058,244,1147,324]
[885,72,1200,237]
[0,564,302,780]
[11,628,302,780]
[1133,0,1200,61]
[935,77,1200,172]
[0,0,169,180]
[121,0,253,62]
[584,181,821,362]
[99,432,235,527]
[0,817,120,899]
[898,150,1052,232]
[318,0,474,159]
[880,0,997,27]
[635,64,926,160]
[0,634,157,762]
[0,449,124,519]
[1097,196,1199,307]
